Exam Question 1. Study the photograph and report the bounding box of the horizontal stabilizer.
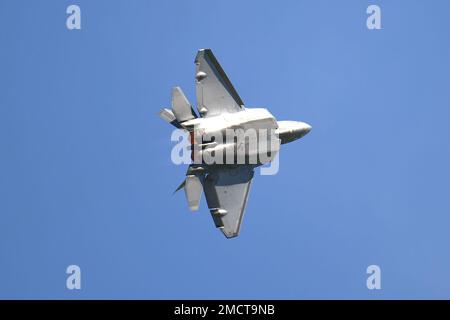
[159,108,182,128]
[184,175,203,211]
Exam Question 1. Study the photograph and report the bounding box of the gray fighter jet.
[159,49,311,238]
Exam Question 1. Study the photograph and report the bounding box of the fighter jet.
[159,49,311,238]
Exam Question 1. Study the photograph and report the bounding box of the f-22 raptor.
[159,49,311,238]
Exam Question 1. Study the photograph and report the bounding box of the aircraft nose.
[276,120,312,144]
[297,121,312,137]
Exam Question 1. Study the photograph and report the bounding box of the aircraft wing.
[203,165,254,238]
[195,49,244,117]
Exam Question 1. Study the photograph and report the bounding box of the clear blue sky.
[1,0,450,299]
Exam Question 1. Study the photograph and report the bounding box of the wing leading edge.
[195,49,244,117]
[203,166,254,238]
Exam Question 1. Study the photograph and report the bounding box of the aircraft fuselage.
[183,107,311,166]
